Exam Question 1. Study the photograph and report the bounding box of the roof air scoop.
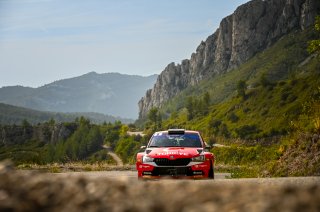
[168,129,185,135]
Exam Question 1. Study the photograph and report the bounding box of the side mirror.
[140,146,146,152]
[204,142,212,151]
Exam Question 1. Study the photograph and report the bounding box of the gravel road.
[0,162,319,212]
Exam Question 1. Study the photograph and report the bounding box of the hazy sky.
[0,0,249,88]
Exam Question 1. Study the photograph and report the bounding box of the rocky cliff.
[138,0,320,118]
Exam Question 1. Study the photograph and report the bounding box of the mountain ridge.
[0,72,158,119]
[0,103,133,125]
[0,102,133,124]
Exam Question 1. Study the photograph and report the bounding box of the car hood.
[147,147,202,158]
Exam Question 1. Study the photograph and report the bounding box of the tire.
[209,162,215,179]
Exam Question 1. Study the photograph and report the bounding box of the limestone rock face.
[138,0,320,118]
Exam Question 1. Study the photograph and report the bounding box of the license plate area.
[152,167,192,176]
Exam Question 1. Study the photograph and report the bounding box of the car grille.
[152,167,193,176]
[154,158,191,166]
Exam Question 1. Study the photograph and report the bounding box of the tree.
[228,112,239,123]
[170,111,178,119]
[148,107,158,124]
[203,92,210,106]
[86,126,103,154]
[308,16,320,55]
[235,125,260,139]
[78,116,90,127]
[196,99,207,116]
[237,80,247,99]
[120,125,129,138]
[260,73,272,87]
[21,119,31,128]
[104,122,121,149]
[208,116,222,134]
[186,96,195,120]
[46,144,55,162]
[201,92,211,115]
[147,107,162,130]
[218,124,230,138]
[157,113,162,129]
[48,118,55,126]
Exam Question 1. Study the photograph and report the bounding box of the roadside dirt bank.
[0,162,319,212]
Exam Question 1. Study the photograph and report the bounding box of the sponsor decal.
[157,152,188,156]
[139,165,152,169]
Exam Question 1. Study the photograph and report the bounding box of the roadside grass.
[0,140,47,165]
[16,162,134,173]
[0,141,125,173]
[211,144,282,178]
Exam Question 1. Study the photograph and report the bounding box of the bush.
[115,137,141,164]
[235,125,261,139]
[228,112,239,123]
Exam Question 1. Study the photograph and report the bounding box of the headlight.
[192,155,205,162]
[143,155,154,163]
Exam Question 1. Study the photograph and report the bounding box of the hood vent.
[197,149,203,154]
[146,149,152,154]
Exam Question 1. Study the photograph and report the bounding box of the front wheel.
[209,163,214,179]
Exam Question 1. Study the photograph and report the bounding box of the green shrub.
[228,112,239,123]
[235,125,261,139]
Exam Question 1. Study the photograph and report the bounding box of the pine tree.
[308,16,320,55]
[148,107,162,130]
[186,96,195,120]
[237,80,247,99]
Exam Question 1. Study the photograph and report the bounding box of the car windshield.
[149,133,202,148]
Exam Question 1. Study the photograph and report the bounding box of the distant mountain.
[0,103,133,124]
[0,72,157,119]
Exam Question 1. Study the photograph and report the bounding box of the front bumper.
[136,161,211,179]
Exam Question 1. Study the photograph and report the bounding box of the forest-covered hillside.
[0,118,147,166]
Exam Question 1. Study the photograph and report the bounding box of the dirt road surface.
[55,170,230,179]
[102,145,124,166]
[0,162,319,212]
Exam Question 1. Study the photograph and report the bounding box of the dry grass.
[17,162,135,173]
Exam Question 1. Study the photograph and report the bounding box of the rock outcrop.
[0,124,75,146]
[138,0,320,118]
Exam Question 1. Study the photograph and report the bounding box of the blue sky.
[0,0,249,87]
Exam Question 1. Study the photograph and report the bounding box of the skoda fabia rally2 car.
[136,129,215,179]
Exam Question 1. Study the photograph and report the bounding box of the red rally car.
[136,129,215,179]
